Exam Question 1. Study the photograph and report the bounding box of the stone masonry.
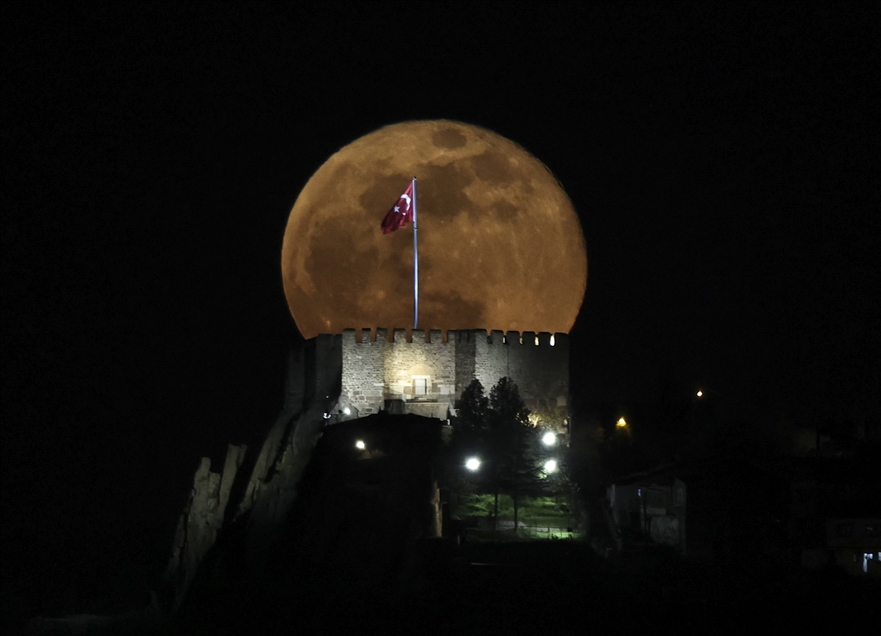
[338,328,569,422]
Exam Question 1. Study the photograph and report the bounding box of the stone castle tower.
[333,327,569,429]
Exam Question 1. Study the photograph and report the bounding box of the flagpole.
[412,177,419,329]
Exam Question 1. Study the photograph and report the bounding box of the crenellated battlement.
[337,327,570,422]
[344,328,450,344]
[342,328,567,348]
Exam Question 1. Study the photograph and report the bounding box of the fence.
[519,525,580,539]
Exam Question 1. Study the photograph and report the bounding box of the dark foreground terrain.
[18,540,880,635]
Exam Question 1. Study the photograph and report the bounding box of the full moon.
[281,120,587,339]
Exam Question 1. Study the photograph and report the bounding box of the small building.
[603,462,747,563]
[605,467,688,555]
[825,519,881,576]
[788,457,881,575]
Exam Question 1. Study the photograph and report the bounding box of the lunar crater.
[431,128,468,149]
[282,120,586,338]
[471,149,523,186]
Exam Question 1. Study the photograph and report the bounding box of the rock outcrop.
[163,335,344,609]
[165,444,246,609]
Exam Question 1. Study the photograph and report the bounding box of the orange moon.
[281,120,587,339]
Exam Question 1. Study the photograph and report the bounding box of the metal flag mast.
[412,176,419,329]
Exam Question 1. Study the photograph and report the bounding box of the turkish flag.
[380,181,414,234]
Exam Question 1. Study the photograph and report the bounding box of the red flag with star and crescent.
[380,181,414,234]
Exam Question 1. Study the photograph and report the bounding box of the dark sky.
[2,0,879,612]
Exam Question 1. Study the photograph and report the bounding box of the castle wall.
[384,329,456,404]
[341,329,386,416]
[474,331,569,413]
[453,331,477,397]
[340,329,569,421]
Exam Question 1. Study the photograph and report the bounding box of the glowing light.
[343,407,351,416]
[542,431,557,446]
[550,335,555,346]
[465,457,481,471]
[696,390,703,398]
[616,417,627,428]
[355,440,366,450]
[544,459,558,473]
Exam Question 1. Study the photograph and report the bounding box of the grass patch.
[453,493,580,541]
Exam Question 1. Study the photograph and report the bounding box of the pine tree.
[451,377,552,534]
[488,377,541,534]
[447,379,489,519]
[488,377,540,532]
[454,378,488,439]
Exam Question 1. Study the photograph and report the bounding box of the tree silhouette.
[454,378,489,440]
[488,377,541,533]
[446,379,489,517]
[451,377,552,532]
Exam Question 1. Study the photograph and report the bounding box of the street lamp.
[696,386,723,398]
[542,431,557,447]
[355,440,366,450]
[465,457,481,471]
[544,459,558,474]
[616,417,627,429]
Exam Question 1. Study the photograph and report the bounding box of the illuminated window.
[550,335,555,346]
[413,377,428,396]
[534,336,540,346]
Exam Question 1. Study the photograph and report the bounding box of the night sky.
[2,1,878,614]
